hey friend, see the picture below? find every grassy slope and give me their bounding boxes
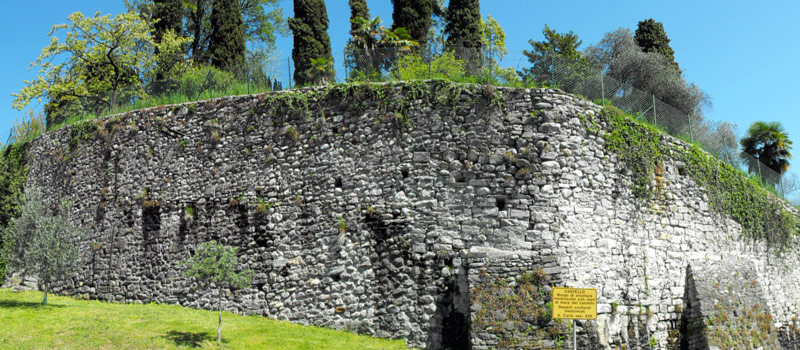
[0,289,407,350]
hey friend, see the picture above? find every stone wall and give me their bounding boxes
[24,81,800,349]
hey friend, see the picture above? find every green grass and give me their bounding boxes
[0,289,408,350]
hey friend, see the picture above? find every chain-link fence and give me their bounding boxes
[3,46,791,199]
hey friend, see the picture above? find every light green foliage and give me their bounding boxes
[0,289,408,349]
[1,188,83,305]
[600,106,664,198]
[180,240,253,344]
[5,110,45,147]
[175,65,235,100]
[393,50,467,81]
[11,11,190,120]
[181,240,252,290]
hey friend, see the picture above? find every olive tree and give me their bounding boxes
[1,188,83,305]
[180,240,253,345]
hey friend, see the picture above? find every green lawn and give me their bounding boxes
[0,289,408,350]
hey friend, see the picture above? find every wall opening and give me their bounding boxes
[429,268,471,350]
[495,196,506,211]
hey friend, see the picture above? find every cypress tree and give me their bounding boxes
[153,0,183,46]
[289,0,333,86]
[445,0,482,72]
[391,0,434,47]
[152,0,184,89]
[209,0,246,70]
[349,0,370,34]
[634,18,678,70]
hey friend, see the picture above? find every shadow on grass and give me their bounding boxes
[0,299,65,309]
[164,331,222,348]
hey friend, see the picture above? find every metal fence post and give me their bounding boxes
[288,56,293,89]
[652,94,657,128]
[343,51,348,81]
[600,72,605,104]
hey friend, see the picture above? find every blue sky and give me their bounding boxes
[2,0,800,165]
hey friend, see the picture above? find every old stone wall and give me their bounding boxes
[24,81,800,349]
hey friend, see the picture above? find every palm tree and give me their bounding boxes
[347,16,417,77]
[740,121,793,186]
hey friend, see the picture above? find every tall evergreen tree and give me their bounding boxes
[445,0,482,72]
[209,0,246,70]
[349,0,370,34]
[391,0,434,48]
[634,18,678,70]
[289,0,333,86]
[152,0,185,90]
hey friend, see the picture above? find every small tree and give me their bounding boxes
[1,188,83,305]
[180,241,253,345]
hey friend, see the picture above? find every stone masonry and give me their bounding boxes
[23,81,800,349]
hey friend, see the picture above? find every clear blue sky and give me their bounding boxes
[2,0,800,160]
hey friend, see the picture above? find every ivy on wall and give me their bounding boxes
[0,142,30,282]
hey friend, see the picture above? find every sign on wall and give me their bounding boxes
[552,287,597,320]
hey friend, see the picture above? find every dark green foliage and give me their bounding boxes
[519,25,591,86]
[209,0,247,70]
[348,0,370,34]
[391,0,435,47]
[0,143,30,283]
[153,0,183,45]
[634,18,678,70]
[740,121,793,185]
[444,0,482,72]
[289,0,334,86]
[153,0,184,84]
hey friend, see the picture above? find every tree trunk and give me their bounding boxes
[43,280,48,306]
[217,290,222,345]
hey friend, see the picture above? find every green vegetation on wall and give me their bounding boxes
[0,142,30,283]
[595,105,799,248]
[471,268,569,349]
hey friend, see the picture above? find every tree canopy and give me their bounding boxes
[289,0,334,86]
[634,18,678,70]
[180,240,253,345]
[519,25,589,86]
[209,0,247,69]
[740,121,793,185]
[444,0,482,72]
[12,11,189,126]
[1,188,83,305]
[391,0,435,48]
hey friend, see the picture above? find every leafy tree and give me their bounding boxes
[444,0,482,72]
[393,50,467,81]
[128,0,287,64]
[289,0,334,86]
[740,121,793,185]
[12,11,189,122]
[391,0,435,48]
[585,28,708,119]
[519,25,590,87]
[209,0,247,70]
[634,18,678,70]
[180,241,253,345]
[1,188,83,305]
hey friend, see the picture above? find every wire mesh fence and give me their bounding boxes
[3,46,791,199]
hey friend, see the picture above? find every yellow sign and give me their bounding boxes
[552,287,597,320]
